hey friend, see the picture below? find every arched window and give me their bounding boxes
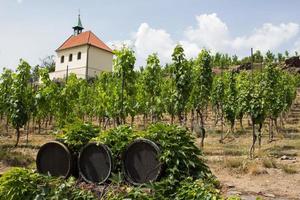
[77,52,82,60]
[69,54,73,62]
[60,56,64,63]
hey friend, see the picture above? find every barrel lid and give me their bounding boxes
[122,138,162,185]
[78,142,113,184]
[36,141,72,178]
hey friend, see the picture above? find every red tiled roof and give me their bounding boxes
[56,31,113,53]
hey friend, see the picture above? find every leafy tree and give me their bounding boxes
[284,50,289,58]
[142,53,163,122]
[40,55,56,72]
[211,74,225,141]
[248,72,267,158]
[55,74,81,127]
[113,47,136,124]
[223,72,237,136]
[189,49,212,146]
[0,68,14,132]
[253,50,263,63]
[172,45,192,124]
[9,60,32,146]
[161,65,177,124]
[265,50,275,63]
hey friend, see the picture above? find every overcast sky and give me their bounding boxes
[1,0,300,70]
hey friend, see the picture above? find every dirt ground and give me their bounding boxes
[203,135,300,200]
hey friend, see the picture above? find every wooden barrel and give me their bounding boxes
[78,142,113,184]
[122,139,162,185]
[36,141,77,178]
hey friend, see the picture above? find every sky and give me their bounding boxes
[1,0,300,70]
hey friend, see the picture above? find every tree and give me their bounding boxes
[248,72,267,158]
[40,55,55,72]
[0,68,13,132]
[253,50,263,63]
[162,64,177,124]
[211,74,225,141]
[172,45,192,124]
[142,53,163,122]
[265,50,275,63]
[113,47,136,124]
[9,60,32,147]
[223,71,237,137]
[189,49,212,146]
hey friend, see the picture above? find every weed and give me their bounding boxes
[224,158,244,169]
[0,148,34,167]
[262,158,277,168]
[281,165,298,174]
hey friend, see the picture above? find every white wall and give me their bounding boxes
[53,44,113,80]
[87,46,113,75]
[55,45,88,72]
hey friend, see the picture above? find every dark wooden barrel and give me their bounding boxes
[122,139,162,185]
[78,142,113,184]
[36,141,77,178]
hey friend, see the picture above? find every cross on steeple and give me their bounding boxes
[73,12,84,36]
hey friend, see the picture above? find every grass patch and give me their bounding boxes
[0,148,34,167]
[267,145,298,157]
[247,164,268,175]
[281,164,298,174]
[224,158,244,169]
[223,148,245,156]
[262,158,277,168]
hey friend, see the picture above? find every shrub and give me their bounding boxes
[0,168,96,200]
[281,164,298,174]
[55,121,100,152]
[174,177,222,200]
[96,123,220,199]
[262,158,277,168]
[93,125,144,170]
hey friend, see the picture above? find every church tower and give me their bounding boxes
[73,14,84,36]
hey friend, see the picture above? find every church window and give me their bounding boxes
[69,54,73,62]
[61,56,64,63]
[77,52,82,60]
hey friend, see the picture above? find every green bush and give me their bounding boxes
[93,125,145,170]
[96,123,220,200]
[174,177,222,200]
[145,123,210,180]
[55,121,100,152]
[0,168,96,200]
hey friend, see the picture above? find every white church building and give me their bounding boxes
[50,15,113,80]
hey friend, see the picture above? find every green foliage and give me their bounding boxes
[55,121,100,152]
[0,168,96,200]
[190,49,213,112]
[94,123,219,199]
[113,47,136,122]
[172,45,192,121]
[93,125,144,170]
[223,72,237,127]
[146,123,210,180]
[141,53,163,121]
[174,177,222,200]
[0,68,13,118]
[9,60,31,129]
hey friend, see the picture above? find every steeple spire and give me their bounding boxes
[73,13,84,36]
